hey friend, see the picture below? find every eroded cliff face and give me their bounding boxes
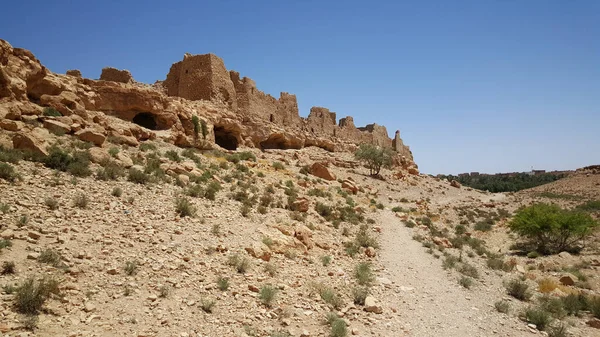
[0,39,416,168]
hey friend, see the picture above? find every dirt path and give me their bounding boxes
[377,210,527,337]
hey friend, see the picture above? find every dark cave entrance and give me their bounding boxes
[132,112,158,130]
[214,126,239,150]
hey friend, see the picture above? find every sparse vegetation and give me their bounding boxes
[73,193,89,208]
[14,276,61,314]
[2,261,16,275]
[217,276,230,291]
[38,249,63,267]
[175,196,196,217]
[495,300,510,313]
[200,297,216,313]
[524,307,552,331]
[124,260,138,276]
[111,187,123,197]
[259,285,278,307]
[506,278,532,301]
[228,254,251,274]
[354,262,375,286]
[352,286,369,305]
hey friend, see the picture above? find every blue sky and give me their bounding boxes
[2,0,598,174]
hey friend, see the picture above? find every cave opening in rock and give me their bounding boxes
[213,126,238,150]
[132,112,158,130]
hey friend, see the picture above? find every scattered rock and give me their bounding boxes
[309,162,336,181]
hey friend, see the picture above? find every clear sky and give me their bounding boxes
[1,0,598,174]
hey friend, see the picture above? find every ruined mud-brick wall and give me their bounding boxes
[229,71,301,128]
[163,54,237,109]
[161,52,414,162]
[99,67,133,83]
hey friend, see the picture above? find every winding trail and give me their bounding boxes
[377,210,527,337]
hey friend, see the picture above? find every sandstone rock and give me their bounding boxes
[245,242,271,261]
[309,162,336,181]
[75,129,105,146]
[43,119,71,134]
[450,180,461,188]
[117,152,134,168]
[364,296,383,314]
[0,119,23,131]
[408,167,419,175]
[177,174,190,186]
[559,273,578,286]
[88,147,111,163]
[342,179,358,194]
[587,318,600,329]
[294,226,314,250]
[292,197,309,212]
[365,247,376,258]
[12,131,48,156]
[248,285,259,293]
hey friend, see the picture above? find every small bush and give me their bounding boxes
[0,239,12,250]
[165,150,182,162]
[539,295,566,319]
[158,285,170,298]
[44,197,59,210]
[458,263,479,279]
[264,263,277,277]
[495,300,510,313]
[272,161,285,170]
[524,307,552,331]
[2,261,16,275]
[538,278,558,294]
[259,285,278,307]
[200,297,216,313]
[506,279,532,301]
[0,162,19,182]
[320,286,344,310]
[128,168,150,184]
[228,254,251,274]
[474,219,493,232]
[588,296,600,318]
[330,317,348,337]
[547,323,568,337]
[355,225,379,249]
[442,255,459,270]
[352,286,368,305]
[204,181,221,201]
[38,249,63,267]
[96,161,124,181]
[111,187,123,197]
[561,293,586,316]
[354,262,375,286]
[14,276,60,314]
[73,193,88,209]
[217,276,230,291]
[43,107,62,117]
[175,196,196,217]
[321,255,332,266]
[124,260,138,276]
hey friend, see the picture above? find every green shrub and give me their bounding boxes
[458,263,479,279]
[139,142,156,152]
[44,197,59,210]
[259,285,278,307]
[96,161,124,181]
[589,296,600,318]
[108,147,119,157]
[228,254,251,274]
[111,187,123,197]
[14,276,60,314]
[165,150,182,162]
[442,255,459,270]
[38,249,63,267]
[128,168,150,184]
[0,146,23,163]
[272,161,285,170]
[200,297,216,313]
[44,147,91,177]
[354,262,374,286]
[330,317,348,337]
[319,286,343,310]
[354,225,379,248]
[1,261,16,275]
[124,260,138,276]
[217,276,230,291]
[458,276,473,289]
[175,196,196,217]
[321,255,332,266]
[0,162,19,182]
[352,286,369,305]
[506,279,532,301]
[73,193,88,209]
[524,307,552,331]
[509,203,598,254]
[576,200,600,212]
[354,143,393,176]
[539,295,566,319]
[561,294,586,316]
[204,181,221,200]
[495,300,510,313]
[43,107,61,117]
[547,323,568,337]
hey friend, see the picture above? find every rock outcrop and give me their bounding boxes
[0,39,416,169]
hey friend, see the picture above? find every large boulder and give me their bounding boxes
[75,129,105,146]
[12,129,49,156]
[99,67,133,83]
[309,162,336,181]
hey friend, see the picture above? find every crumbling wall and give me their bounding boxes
[99,67,133,83]
[164,54,237,109]
[230,71,301,127]
[305,107,337,136]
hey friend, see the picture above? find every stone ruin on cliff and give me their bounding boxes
[0,39,416,169]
